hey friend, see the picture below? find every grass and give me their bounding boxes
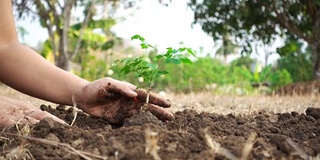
[165,91,320,115]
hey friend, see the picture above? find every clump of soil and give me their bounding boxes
[1,105,320,160]
[275,79,320,95]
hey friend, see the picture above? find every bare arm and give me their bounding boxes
[0,0,88,106]
[0,1,173,125]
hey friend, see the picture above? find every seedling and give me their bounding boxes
[113,34,195,110]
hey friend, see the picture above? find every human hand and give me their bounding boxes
[0,96,67,127]
[74,77,174,124]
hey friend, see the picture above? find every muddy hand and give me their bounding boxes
[74,78,174,124]
[134,89,174,121]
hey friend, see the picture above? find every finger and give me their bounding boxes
[135,89,171,108]
[107,81,137,98]
[29,111,68,125]
[147,104,174,121]
[18,116,39,125]
[123,82,138,97]
[0,116,39,127]
[0,117,17,127]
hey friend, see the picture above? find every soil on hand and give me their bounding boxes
[1,104,320,160]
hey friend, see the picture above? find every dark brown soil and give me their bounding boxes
[275,80,320,95]
[1,104,320,160]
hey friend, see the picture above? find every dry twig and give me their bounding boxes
[286,138,309,160]
[203,128,238,160]
[145,128,161,160]
[70,95,79,126]
[240,132,256,160]
[0,132,108,160]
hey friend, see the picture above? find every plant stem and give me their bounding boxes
[142,85,151,112]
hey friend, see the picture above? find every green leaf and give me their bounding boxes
[131,34,145,42]
[139,37,145,42]
[172,49,179,54]
[179,47,186,52]
[111,60,120,66]
[140,43,148,49]
[166,58,181,64]
[131,34,141,40]
[136,66,151,70]
[120,58,131,64]
[180,57,193,64]
[187,48,196,57]
[120,66,131,74]
[154,55,164,61]
[156,70,169,76]
[165,48,174,57]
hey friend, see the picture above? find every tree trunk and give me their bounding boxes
[55,0,75,71]
[55,51,71,71]
[311,43,320,79]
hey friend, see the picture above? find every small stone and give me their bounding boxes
[237,117,247,125]
[38,117,55,128]
[40,104,48,111]
[306,107,320,119]
[269,127,280,134]
[71,138,84,147]
[56,105,66,111]
[45,133,60,143]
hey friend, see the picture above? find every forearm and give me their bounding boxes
[0,43,89,105]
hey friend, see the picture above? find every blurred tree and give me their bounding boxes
[16,26,29,43]
[12,0,136,71]
[230,55,254,70]
[215,33,238,62]
[276,38,313,82]
[188,0,320,79]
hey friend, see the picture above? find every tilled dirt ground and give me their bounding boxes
[1,80,320,160]
[1,104,320,160]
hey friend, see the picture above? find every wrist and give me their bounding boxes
[69,78,89,106]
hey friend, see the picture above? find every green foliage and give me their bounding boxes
[39,17,119,78]
[251,64,293,89]
[158,58,228,92]
[13,0,130,70]
[276,39,312,82]
[41,40,53,60]
[252,65,272,84]
[277,53,312,82]
[188,0,318,47]
[78,54,109,81]
[188,0,320,79]
[16,26,29,42]
[230,55,254,70]
[112,54,292,94]
[113,35,195,89]
[154,57,254,93]
[229,65,253,84]
[268,69,293,88]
